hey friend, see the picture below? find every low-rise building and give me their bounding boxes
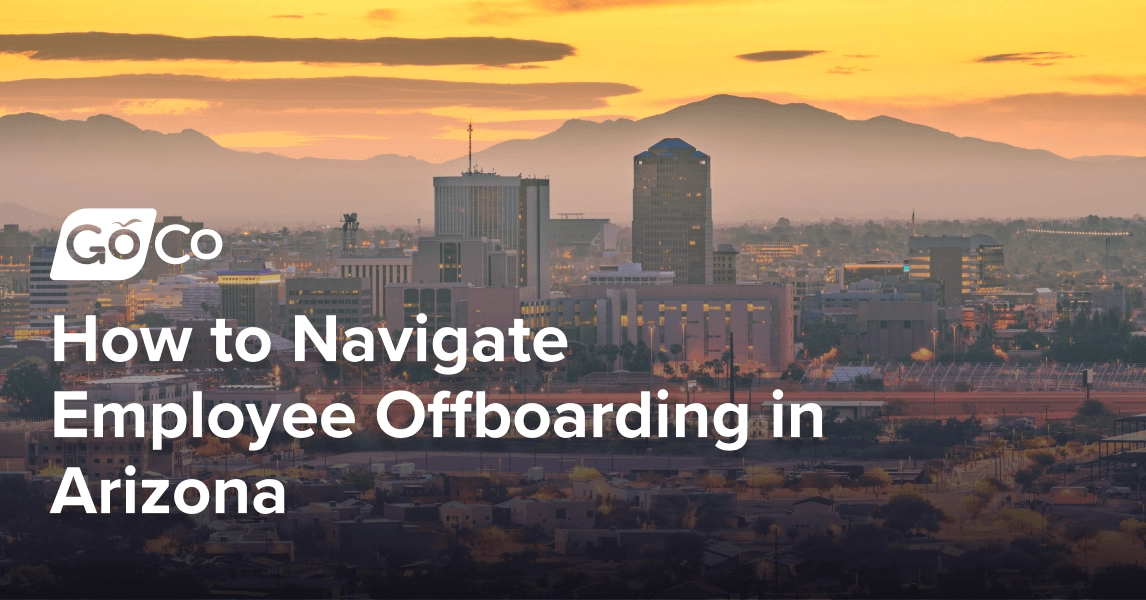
[440,501,494,530]
[494,498,595,533]
[555,528,698,558]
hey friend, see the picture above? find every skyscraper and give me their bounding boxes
[25,245,93,336]
[632,138,713,285]
[432,174,550,299]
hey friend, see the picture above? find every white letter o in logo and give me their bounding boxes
[191,229,223,260]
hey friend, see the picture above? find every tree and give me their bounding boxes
[132,312,172,327]
[752,515,776,540]
[1,360,59,418]
[669,343,683,361]
[780,362,805,382]
[1073,399,1116,436]
[1121,518,1146,548]
[875,487,947,535]
[745,466,784,498]
[569,466,603,481]
[996,508,1047,534]
[600,344,620,372]
[801,471,838,496]
[1012,328,1049,351]
[800,321,842,358]
[858,467,892,496]
[964,322,1003,362]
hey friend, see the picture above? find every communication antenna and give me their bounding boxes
[340,213,359,257]
[467,121,473,175]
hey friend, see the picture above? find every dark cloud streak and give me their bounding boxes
[975,51,1075,64]
[0,32,574,66]
[737,50,824,62]
[0,74,639,111]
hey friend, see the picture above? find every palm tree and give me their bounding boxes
[670,343,683,361]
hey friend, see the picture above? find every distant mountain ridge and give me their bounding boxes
[2,95,1144,227]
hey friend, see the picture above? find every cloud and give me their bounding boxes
[271,14,304,19]
[974,51,1075,66]
[0,32,574,66]
[737,50,824,63]
[0,73,640,111]
[366,8,400,23]
[826,66,869,75]
[468,0,739,23]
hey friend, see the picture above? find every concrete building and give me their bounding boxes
[845,300,945,359]
[712,244,740,285]
[218,263,281,331]
[336,250,411,322]
[632,138,713,285]
[412,236,518,289]
[23,245,93,336]
[494,498,596,533]
[0,224,32,295]
[586,262,674,286]
[127,275,219,321]
[440,501,494,530]
[553,217,618,253]
[0,290,29,336]
[525,283,794,371]
[836,262,907,286]
[284,277,372,338]
[908,235,1004,307]
[433,174,550,300]
[385,283,528,333]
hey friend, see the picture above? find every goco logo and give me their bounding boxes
[51,209,222,281]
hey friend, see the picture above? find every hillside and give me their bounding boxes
[2,95,1144,227]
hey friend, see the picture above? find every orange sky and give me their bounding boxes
[2,0,1144,161]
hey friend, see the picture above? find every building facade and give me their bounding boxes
[524,283,795,372]
[587,262,674,286]
[218,265,282,331]
[412,236,518,289]
[25,246,93,336]
[285,277,372,338]
[336,251,411,322]
[632,138,713,285]
[908,234,1004,307]
[713,244,740,285]
[433,174,550,300]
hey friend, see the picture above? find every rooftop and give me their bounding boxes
[649,138,696,150]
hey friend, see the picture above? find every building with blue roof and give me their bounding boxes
[632,139,713,285]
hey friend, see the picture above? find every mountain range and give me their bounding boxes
[2,94,1144,228]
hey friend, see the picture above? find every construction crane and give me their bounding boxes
[1024,228,1132,266]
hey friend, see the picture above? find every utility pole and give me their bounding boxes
[728,331,735,404]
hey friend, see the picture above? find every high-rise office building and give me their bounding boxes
[632,138,713,285]
[24,246,93,336]
[433,174,550,299]
[908,234,1004,307]
[0,224,32,295]
[218,262,282,331]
